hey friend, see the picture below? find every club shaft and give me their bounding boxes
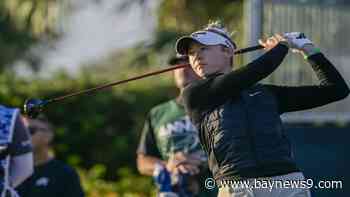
[47,63,189,103]
[46,44,264,104]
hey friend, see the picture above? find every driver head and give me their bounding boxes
[23,98,47,118]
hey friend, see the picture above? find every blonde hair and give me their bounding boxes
[205,20,236,39]
[206,20,226,30]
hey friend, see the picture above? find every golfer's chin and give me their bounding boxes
[195,69,207,78]
[199,70,218,79]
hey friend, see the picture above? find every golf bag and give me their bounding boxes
[0,105,20,197]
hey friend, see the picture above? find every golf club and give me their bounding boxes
[23,44,264,118]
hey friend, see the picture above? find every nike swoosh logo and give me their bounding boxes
[249,91,262,96]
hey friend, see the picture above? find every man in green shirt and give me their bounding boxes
[137,55,217,197]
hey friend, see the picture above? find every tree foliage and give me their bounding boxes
[135,0,246,69]
[0,0,61,69]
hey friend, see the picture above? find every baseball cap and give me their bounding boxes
[176,26,237,55]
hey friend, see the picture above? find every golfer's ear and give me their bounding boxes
[223,46,233,58]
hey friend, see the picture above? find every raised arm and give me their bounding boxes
[265,35,349,113]
[184,40,289,112]
[209,43,289,97]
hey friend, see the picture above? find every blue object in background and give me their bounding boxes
[153,164,173,193]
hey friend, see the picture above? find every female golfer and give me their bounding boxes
[175,21,349,197]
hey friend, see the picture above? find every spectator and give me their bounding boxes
[17,116,84,197]
[137,55,217,197]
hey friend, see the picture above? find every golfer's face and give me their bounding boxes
[174,60,200,88]
[188,42,227,78]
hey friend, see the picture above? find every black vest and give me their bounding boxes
[199,85,298,182]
